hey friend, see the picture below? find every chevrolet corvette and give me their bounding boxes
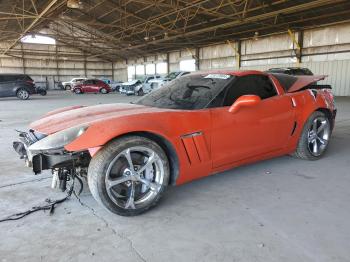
[13,70,336,216]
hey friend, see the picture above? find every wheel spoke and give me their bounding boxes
[312,119,318,133]
[125,182,136,209]
[137,152,157,174]
[317,137,326,145]
[122,149,135,170]
[313,140,318,154]
[317,121,327,134]
[106,176,130,189]
[137,177,161,192]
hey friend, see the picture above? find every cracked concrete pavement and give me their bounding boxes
[0,91,349,262]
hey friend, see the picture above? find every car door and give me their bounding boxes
[91,80,101,92]
[0,75,8,97]
[143,76,154,92]
[210,74,295,168]
[0,75,16,97]
[81,80,92,92]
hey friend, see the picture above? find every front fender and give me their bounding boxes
[64,110,213,185]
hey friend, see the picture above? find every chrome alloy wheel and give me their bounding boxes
[105,146,165,210]
[307,116,330,156]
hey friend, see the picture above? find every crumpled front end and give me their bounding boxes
[13,127,91,191]
[13,128,91,175]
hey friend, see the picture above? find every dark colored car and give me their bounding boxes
[0,74,37,100]
[72,79,111,94]
[266,67,313,75]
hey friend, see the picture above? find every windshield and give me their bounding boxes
[136,75,147,82]
[135,74,233,110]
[165,72,181,80]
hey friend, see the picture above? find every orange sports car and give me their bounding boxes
[13,70,336,216]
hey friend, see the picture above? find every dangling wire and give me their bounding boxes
[0,173,83,223]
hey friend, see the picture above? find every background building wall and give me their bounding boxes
[0,23,349,95]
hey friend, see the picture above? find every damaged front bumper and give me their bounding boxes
[13,130,89,175]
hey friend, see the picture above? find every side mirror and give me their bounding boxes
[228,95,261,114]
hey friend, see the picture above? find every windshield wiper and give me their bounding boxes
[186,84,210,89]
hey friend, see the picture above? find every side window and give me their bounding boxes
[85,80,93,85]
[3,75,17,82]
[223,75,277,106]
[146,76,154,83]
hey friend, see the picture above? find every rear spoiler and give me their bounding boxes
[288,75,327,93]
[299,84,332,91]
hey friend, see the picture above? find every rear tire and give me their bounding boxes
[88,136,170,216]
[293,111,331,160]
[16,88,29,100]
[40,90,47,96]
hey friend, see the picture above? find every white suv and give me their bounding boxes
[62,78,87,90]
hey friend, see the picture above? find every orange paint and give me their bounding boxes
[29,71,336,185]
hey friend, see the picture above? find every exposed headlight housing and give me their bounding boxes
[28,125,88,151]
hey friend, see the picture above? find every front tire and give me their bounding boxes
[137,88,144,96]
[293,111,331,160]
[88,136,170,216]
[65,85,71,90]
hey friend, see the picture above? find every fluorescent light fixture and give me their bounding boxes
[21,34,56,45]
[67,0,83,9]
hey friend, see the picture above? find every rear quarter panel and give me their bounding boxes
[284,88,335,151]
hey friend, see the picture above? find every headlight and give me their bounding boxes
[29,125,88,151]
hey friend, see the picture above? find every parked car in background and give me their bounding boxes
[164,71,191,81]
[0,74,38,100]
[72,79,111,94]
[148,79,169,91]
[266,67,313,75]
[119,80,143,95]
[100,78,123,92]
[139,75,162,93]
[62,77,87,90]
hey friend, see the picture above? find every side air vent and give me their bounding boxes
[181,132,209,165]
[291,121,297,136]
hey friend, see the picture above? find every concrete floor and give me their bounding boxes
[0,91,349,262]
